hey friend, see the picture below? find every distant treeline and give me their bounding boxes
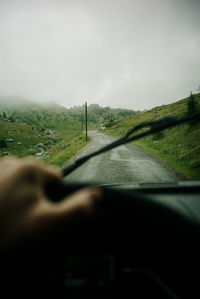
[68,104,138,128]
[0,97,138,130]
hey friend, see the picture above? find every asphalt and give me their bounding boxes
[65,131,182,185]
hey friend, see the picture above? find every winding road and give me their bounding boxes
[65,131,181,185]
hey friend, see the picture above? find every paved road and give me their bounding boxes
[65,131,181,185]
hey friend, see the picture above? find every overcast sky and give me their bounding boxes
[0,0,199,110]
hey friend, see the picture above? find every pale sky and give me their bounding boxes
[0,0,199,110]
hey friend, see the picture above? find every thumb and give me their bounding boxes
[42,187,103,227]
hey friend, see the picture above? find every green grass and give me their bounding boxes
[0,97,136,167]
[0,121,48,157]
[104,94,200,180]
[0,98,91,167]
[44,133,89,167]
[0,120,88,167]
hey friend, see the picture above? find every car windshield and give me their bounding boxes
[0,0,199,185]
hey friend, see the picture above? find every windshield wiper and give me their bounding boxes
[62,113,200,177]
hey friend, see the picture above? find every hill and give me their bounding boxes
[0,97,137,166]
[68,103,138,129]
[0,97,137,130]
[104,93,200,180]
[0,96,79,130]
[0,97,87,166]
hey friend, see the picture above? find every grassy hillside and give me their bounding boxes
[0,96,137,166]
[0,96,81,130]
[104,93,200,180]
[0,97,89,167]
[0,97,137,130]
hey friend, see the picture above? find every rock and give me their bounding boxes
[178,144,181,147]
[45,130,57,139]
[3,152,10,155]
[35,152,44,157]
[17,142,22,145]
[45,130,53,135]
[153,141,158,144]
[7,139,14,142]
[36,143,45,149]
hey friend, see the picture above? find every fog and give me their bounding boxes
[0,0,199,110]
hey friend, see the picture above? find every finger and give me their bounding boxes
[0,157,62,187]
[0,157,21,179]
[33,187,103,228]
[15,159,62,187]
[54,187,102,218]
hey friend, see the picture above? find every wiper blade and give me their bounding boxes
[62,113,200,177]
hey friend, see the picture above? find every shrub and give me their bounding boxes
[187,92,196,116]
[0,139,7,148]
[9,116,14,122]
[105,119,114,128]
[152,131,164,141]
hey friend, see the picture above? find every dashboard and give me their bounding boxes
[1,181,200,299]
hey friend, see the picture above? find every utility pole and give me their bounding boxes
[85,101,88,140]
[82,104,84,132]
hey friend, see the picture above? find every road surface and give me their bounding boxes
[65,131,182,185]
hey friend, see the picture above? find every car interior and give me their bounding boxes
[1,114,200,299]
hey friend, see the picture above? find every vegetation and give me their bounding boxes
[187,92,197,116]
[0,139,7,148]
[104,93,200,180]
[0,97,88,166]
[68,103,138,129]
[0,96,136,167]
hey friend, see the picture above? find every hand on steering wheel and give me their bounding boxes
[0,157,102,252]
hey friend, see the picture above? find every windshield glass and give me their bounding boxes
[0,0,199,185]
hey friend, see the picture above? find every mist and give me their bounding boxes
[0,0,199,110]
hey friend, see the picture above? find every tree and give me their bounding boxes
[0,139,7,148]
[187,92,196,116]
[9,116,14,122]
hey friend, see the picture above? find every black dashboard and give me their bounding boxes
[1,181,200,299]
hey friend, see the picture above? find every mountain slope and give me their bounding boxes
[0,97,88,166]
[104,94,200,179]
[0,96,137,166]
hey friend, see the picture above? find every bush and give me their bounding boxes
[187,92,198,126]
[152,131,164,141]
[187,92,196,116]
[9,116,14,122]
[105,119,114,128]
[0,139,7,148]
